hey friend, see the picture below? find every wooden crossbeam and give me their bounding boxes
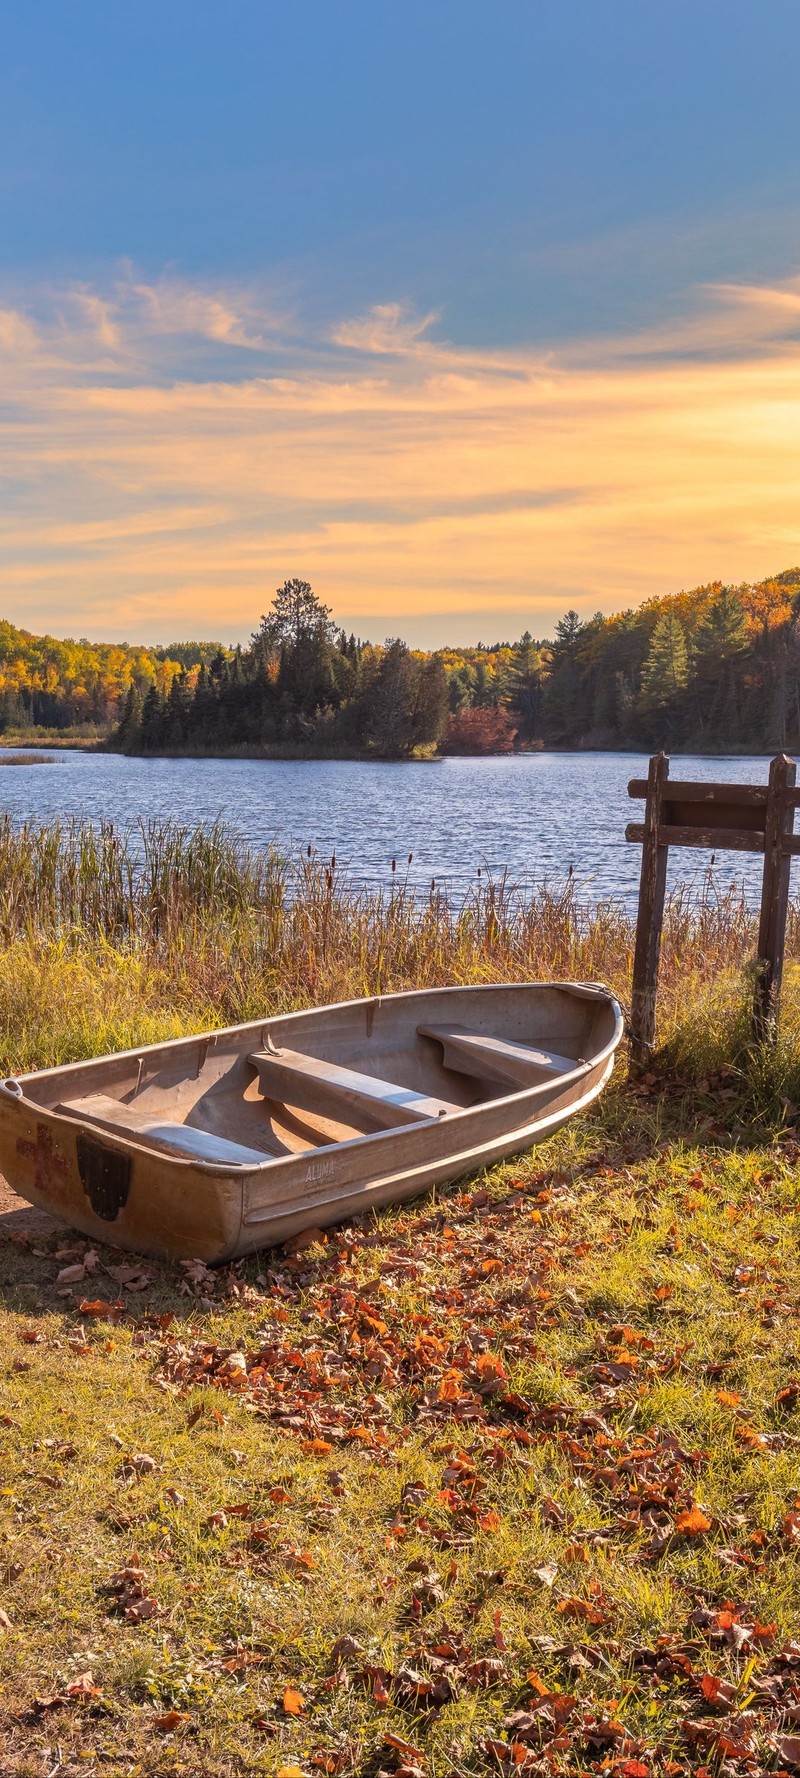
[625,823,766,853]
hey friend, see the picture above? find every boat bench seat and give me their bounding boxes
[249,1045,458,1129]
[417,1024,584,1088]
[58,1094,269,1166]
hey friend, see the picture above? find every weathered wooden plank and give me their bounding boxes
[629,753,669,1067]
[753,754,796,1042]
[668,799,765,833]
[628,778,769,806]
[626,823,765,853]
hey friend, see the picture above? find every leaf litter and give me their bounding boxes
[2,1138,800,1772]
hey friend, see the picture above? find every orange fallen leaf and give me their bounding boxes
[478,1509,502,1533]
[716,1389,741,1408]
[675,1504,713,1536]
[153,1710,190,1731]
[736,1422,769,1449]
[282,1685,306,1716]
[77,1298,124,1319]
[384,1734,425,1760]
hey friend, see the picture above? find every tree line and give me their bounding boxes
[114,581,450,758]
[116,570,800,757]
[0,619,219,735]
[5,567,800,754]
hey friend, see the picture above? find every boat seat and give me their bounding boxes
[248,1045,458,1129]
[417,1024,585,1088]
[58,1094,269,1166]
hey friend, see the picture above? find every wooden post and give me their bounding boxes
[753,752,796,1042]
[629,752,669,1068]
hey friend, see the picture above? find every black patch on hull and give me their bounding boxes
[76,1133,132,1221]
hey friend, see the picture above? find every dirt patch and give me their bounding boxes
[0,1170,62,1236]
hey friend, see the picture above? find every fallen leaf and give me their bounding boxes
[282,1685,306,1716]
[675,1504,713,1536]
[66,1671,102,1698]
[153,1709,190,1731]
[700,1673,736,1705]
[284,1227,328,1254]
[384,1734,425,1760]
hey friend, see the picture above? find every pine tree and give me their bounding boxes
[690,586,748,741]
[253,579,334,650]
[639,611,688,712]
[507,632,543,738]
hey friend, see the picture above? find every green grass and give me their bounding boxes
[1,1091,800,1775]
[1,820,800,1772]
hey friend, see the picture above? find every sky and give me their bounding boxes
[2,2,800,647]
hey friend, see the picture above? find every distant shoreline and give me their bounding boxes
[0,737,785,762]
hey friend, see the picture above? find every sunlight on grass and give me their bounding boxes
[1,820,800,1773]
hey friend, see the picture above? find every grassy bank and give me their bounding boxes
[1,820,800,1775]
[0,726,106,749]
[1,814,800,1106]
[4,811,800,1154]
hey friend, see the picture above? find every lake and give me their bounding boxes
[0,749,792,910]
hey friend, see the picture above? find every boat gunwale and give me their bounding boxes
[0,982,624,1177]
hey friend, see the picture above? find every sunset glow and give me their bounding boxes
[2,272,800,645]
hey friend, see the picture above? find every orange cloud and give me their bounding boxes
[1,271,800,642]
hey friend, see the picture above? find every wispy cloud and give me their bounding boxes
[332,301,441,355]
[1,268,800,643]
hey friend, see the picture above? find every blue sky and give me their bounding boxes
[2,3,800,644]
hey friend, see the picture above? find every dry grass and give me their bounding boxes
[0,816,798,1095]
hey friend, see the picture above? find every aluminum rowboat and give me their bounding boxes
[0,982,623,1261]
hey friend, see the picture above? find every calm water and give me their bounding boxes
[0,750,792,910]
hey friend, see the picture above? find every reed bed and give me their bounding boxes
[0,814,799,1095]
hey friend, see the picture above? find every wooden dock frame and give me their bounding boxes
[626,752,799,1067]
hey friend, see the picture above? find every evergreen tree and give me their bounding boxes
[507,632,544,738]
[139,682,163,749]
[689,586,748,742]
[254,579,334,650]
[543,610,585,742]
[639,611,688,714]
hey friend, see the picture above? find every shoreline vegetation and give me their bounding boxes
[2,814,800,1774]
[3,567,800,760]
[2,813,800,1105]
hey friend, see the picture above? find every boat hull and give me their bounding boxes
[0,983,623,1260]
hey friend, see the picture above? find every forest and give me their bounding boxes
[0,621,218,737]
[4,567,800,756]
[115,568,800,756]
